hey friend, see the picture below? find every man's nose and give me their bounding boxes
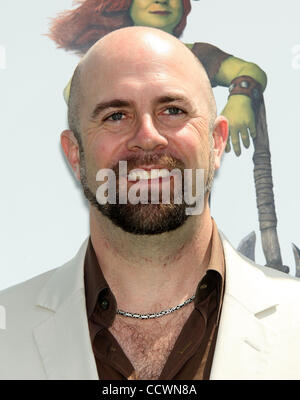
[127,114,168,152]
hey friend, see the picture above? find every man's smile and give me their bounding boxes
[128,168,171,182]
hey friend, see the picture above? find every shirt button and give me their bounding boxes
[100,299,109,310]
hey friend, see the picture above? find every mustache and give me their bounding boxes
[111,154,185,177]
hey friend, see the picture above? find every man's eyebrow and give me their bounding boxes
[155,95,191,105]
[91,99,131,120]
[155,93,194,109]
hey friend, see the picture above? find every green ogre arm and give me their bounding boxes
[186,43,267,156]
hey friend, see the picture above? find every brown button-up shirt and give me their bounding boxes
[84,219,225,380]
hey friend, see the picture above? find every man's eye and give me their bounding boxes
[106,112,125,121]
[164,107,184,115]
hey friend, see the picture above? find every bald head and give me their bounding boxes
[68,26,217,144]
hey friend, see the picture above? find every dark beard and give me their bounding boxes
[80,153,191,235]
[82,180,189,235]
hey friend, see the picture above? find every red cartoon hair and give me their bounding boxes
[48,0,192,55]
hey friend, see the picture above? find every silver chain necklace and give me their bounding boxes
[116,294,196,320]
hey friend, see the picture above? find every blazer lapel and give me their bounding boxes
[210,233,279,380]
[33,239,99,380]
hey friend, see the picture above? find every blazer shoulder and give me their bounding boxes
[238,247,300,290]
[0,267,59,305]
[0,241,89,379]
[221,231,300,303]
[0,238,89,307]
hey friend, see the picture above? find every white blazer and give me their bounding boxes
[1,234,300,380]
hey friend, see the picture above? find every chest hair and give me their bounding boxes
[108,303,194,380]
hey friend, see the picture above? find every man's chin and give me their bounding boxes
[96,203,189,235]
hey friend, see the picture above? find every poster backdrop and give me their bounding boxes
[1,0,299,290]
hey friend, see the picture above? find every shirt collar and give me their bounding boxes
[84,238,110,320]
[84,218,225,324]
[194,218,225,320]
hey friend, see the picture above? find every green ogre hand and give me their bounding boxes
[221,94,256,156]
[213,56,267,156]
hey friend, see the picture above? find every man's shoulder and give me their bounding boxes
[0,239,89,379]
[248,257,300,304]
[0,267,61,379]
[0,267,59,307]
[0,238,89,308]
[238,246,300,290]
[0,266,63,345]
[220,231,300,301]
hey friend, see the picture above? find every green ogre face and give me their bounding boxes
[129,0,184,34]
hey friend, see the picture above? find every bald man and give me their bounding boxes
[1,27,300,381]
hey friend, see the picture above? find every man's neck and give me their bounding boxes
[89,203,213,314]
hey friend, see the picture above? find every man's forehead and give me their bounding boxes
[80,66,205,114]
[79,51,206,102]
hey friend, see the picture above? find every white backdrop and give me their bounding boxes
[1,0,299,290]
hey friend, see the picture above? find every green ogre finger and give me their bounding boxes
[240,127,250,148]
[231,129,241,156]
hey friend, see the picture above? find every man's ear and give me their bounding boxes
[61,130,81,181]
[212,116,229,170]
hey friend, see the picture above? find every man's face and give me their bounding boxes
[129,0,183,34]
[76,36,215,234]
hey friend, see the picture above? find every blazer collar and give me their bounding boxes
[36,238,89,312]
[36,232,279,316]
[33,238,99,380]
